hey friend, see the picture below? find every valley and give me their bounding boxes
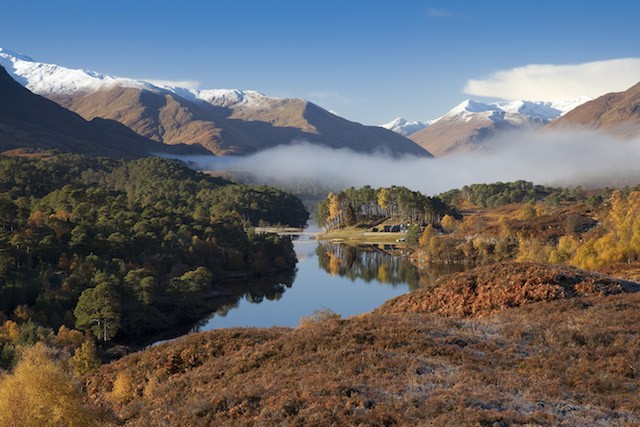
[2,14,640,424]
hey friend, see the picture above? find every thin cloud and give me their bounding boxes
[426,8,453,18]
[142,79,201,89]
[464,58,640,101]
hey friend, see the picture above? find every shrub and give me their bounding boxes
[298,308,341,328]
[69,340,101,377]
[109,371,136,404]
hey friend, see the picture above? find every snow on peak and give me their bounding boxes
[442,97,592,124]
[0,48,279,109]
[0,48,157,95]
[450,99,502,115]
[0,48,34,62]
[381,117,429,136]
[195,89,272,108]
[548,96,593,114]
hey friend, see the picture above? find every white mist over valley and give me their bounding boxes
[172,128,640,195]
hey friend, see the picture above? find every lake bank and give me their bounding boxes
[317,226,409,246]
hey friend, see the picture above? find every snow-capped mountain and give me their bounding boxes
[381,117,431,137]
[0,63,206,158]
[382,97,590,144]
[408,97,592,157]
[0,48,429,156]
[0,48,277,109]
[444,98,591,124]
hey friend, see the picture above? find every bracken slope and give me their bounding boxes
[83,262,640,426]
[376,261,640,317]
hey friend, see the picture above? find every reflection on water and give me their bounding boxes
[192,269,297,332]
[197,235,467,330]
[316,242,421,290]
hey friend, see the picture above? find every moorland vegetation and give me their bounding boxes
[4,173,640,425]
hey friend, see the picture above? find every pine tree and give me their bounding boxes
[74,283,121,341]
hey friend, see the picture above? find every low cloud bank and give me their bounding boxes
[173,129,640,195]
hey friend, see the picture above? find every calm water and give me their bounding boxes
[198,231,421,330]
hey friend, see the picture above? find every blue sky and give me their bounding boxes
[2,0,640,124]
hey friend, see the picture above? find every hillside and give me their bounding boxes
[0,65,206,158]
[82,265,640,425]
[0,49,430,157]
[549,81,640,138]
[376,262,640,317]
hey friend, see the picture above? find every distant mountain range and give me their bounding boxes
[383,98,591,157]
[0,49,430,157]
[2,47,639,161]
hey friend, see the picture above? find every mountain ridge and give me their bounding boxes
[0,64,207,158]
[0,49,431,157]
[405,97,591,156]
[548,81,640,137]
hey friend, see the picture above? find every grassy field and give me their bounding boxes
[317,227,408,245]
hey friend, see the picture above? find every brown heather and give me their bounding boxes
[377,261,640,317]
[82,261,640,426]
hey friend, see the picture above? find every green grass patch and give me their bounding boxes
[317,227,407,245]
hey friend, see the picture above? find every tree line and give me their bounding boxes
[316,185,458,229]
[437,180,590,209]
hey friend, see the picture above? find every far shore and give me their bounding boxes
[316,227,408,246]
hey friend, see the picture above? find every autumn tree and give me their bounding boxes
[548,235,580,264]
[516,201,537,220]
[377,188,392,218]
[515,233,553,263]
[0,343,96,426]
[326,192,342,228]
[571,191,640,268]
[68,340,101,377]
[440,214,458,233]
[418,224,435,247]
